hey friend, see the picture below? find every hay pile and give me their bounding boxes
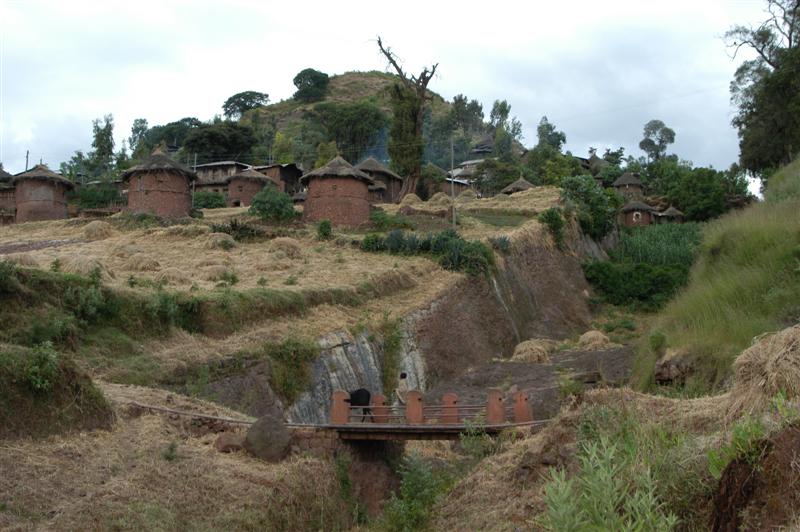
[165,224,210,238]
[205,232,236,250]
[155,267,190,285]
[62,256,114,280]
[82,221,114,241]
[511,339,555,363]
[110,241,142,258]
[428,192,453,206]
[3,253,39,268]
[203,265,234,281]
[269,237,303,260]
[492,193,511,202]
[577,330,613,350]
[458,189,477,201]
[729,325,800,417]
[124,255,160,272]
[399,193,422,206]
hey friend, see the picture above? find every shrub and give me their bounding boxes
[370,209,413,230]
[248,187,297,222]
[210,219,265,241]
[317,219,332,240]
[262,338,319,403]
[538,208,565,250]
[583,261,688,309]
[489,235,511,254]
[380,453,447,532]
[561,175,620,240]
[707,416,766,479]
[192,191,226,209]
[611,223,702,268]
[72,185,124,209]
[361,233,387,252]
[162,441,179,461]
[25,342,60,394]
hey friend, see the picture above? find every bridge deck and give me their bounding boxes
[323,421,547,441]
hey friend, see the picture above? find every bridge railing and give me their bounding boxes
[330,388,533,426]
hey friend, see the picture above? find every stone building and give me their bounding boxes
[368,180,387,204]
[612,172,644,199]
[655,205,685,224]
[13,165,74,223]
[226,168,280,207]
[355,157,404,203]
[253,163,303,195]
[619,200,655,227]
[301,156,373,226]
[122,149,196,218]
[194,161,249,195]
[0,166,15,224]
[440,177,471,196]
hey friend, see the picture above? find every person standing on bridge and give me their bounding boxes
[395,372,409,405]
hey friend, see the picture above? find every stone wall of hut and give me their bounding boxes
[620,210,653,227]
[304,177,369,226]
[0,187,16,213]
[127,171,192,218]
[439,181,470,196]
[14,180,69,222]
[371,174,403,203]
[615,184,643,199]
[226,178,272,207]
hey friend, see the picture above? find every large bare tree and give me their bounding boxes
[377,37,438,198]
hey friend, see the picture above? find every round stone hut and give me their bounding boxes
[355,157,404,203]
[122,149,196,218]
[0,166,15,224]
[301,156,373,226]
[620,200,655,227]
[12,164,74,223]
[612,172,644,199]
[226,168,280,207]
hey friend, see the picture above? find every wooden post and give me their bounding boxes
[440,393,459,424]
[513,391,533,423]
[372,393,387,424]
[486,388,505,425]
[405,390,424,425]
[331,390,349,425]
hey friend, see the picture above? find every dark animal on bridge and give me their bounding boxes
[345,388,372,421]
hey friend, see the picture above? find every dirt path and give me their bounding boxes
[424,345,634,420]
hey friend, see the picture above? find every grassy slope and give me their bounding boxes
[247,70,452,140]
[634,157,800,389]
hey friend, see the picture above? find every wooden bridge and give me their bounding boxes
[325,389,545,441]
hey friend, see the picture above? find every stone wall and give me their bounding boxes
[14,179,69,222]
[621,209,653,227]
[303,177,370,226]
[127,171,192,218]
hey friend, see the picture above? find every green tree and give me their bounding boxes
[489,99,511,129]
[537,116,566,151]
[193,191,226,209]
[271,132,294,164]
[378,36,438,196]
[450,94,484,132]
[561,175,621,239]
[639,119,676,161]
[293,68,330,102]
[475,159,522,195]
[315,101,388,161]
[249,187,296,222]
[133,117,201,159]
[222,91,269,120]
[667,167,729,221]
[183,122,257,162]
[315,141,338,168]
[492,125,515,163]
[90,114,115,176]
[129,118,148,154]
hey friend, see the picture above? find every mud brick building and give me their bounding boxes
[355,157,404,203]
[12,164,74,223]
[619,199,655,227]
[253,163,303,195]
[226,168,280,207]
[122,148,197,218]
[301,156,373,226]
[194,161,249,195]
[612,172,644,199]
[0,166,15,224]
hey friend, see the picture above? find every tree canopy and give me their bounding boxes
[183,122,257,163]
[222,91,269,120]
[293,68,330,102]
[315,101,388,162]
[638,119,676,161]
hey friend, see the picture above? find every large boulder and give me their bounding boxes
[243,414,291,462]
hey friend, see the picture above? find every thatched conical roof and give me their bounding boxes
[0,165,12,183]
[612,172,642,187]
[14,164,74,189]
[356,157,402,181]
[621,200,655,212]
[660,205,684,217]
[300,156,374,184]
[121,148,197,182]
[501,177,535,194]
[227,167,280,186]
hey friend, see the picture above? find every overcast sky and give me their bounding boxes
[0,0,767,178]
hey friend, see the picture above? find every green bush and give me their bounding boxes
[262,338,319,403]
[71,185,124,209]
[25,342,60,394]
[370,209,413,231]
[380,453,448,532]
[317,219,332,240]
[707,416,766,479]
[583,261,688,309]
[192,191,226,209]
[561,175,620,240]
[488,236,511,254]
[611,223,702,268]
[248,187,297,222]
[538,208,565,250]
[360,229,493,276]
